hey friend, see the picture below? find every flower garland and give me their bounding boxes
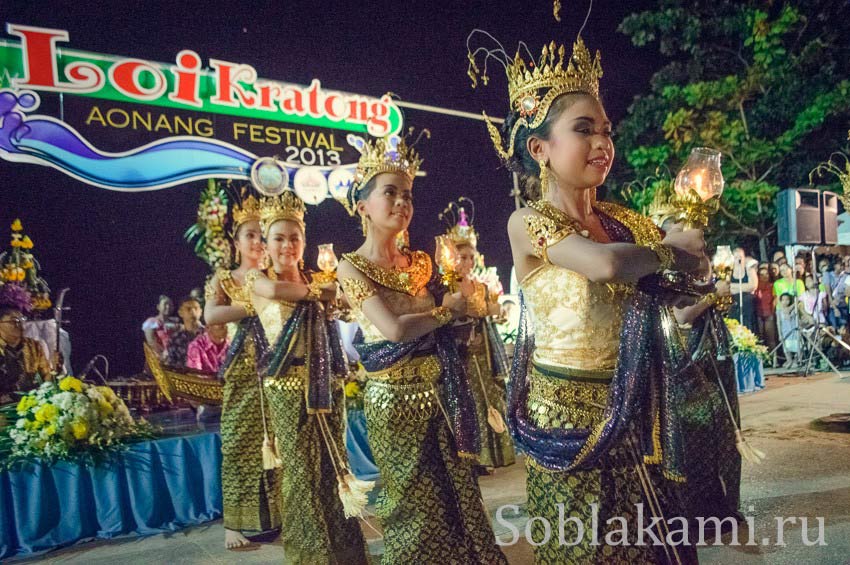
[2,376,155,467]
[184,179,231,270]
[724,318,769,359]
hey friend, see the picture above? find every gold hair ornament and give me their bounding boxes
[467,31,603,162]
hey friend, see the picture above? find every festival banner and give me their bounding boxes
[0,23,404,201]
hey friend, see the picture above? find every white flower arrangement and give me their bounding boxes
[3,376,154,466]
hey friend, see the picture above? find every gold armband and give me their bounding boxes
[241,270,261,316]
[647,241,675,272]
[340,277,377,309]
[701,293,718,307]
[524,214,575,264]
[430,306,453,327]
[204,277,218,303]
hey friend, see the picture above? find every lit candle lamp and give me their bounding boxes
[313,243,339,284]
[435,235,461,292]
[672,147,725,229]
[711,245,735,312]
[712,245,734,281]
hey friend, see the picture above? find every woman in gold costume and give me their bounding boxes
[337,134,507,564]
[440,199,515,471]
[203,192,281,550]
[468,33,707,563]
[244,191,369,564]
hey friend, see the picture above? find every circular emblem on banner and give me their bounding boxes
[292,167,329,204]
[327,167,355,200]
[251,158,288,196]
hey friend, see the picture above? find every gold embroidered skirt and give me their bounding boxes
[363,354,507,564]
[220,333,282,532]
[525,361,670,565]
[264,364,368,564]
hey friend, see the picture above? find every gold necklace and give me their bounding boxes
[343,250,432,296]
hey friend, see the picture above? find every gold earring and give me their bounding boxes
[234,247,242,265]
[538,159,551,198]
[360,214,369,237]
[298,258,305,271]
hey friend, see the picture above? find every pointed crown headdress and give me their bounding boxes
[466,31,603,162]
[440,197,478,248]
[228,185,262,232]
[259,190,306,235]
[341,129,428,216]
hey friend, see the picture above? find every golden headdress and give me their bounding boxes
[259,190,306,235]
[230,186,262,231]
[440,197,478,248]
[466,31,603,162]
[341,130,428,216]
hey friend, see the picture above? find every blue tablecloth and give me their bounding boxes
[735,352,765,394]
[0,432,222,559]
[345,409,379,482]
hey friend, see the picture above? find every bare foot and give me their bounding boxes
[225,528,255,550]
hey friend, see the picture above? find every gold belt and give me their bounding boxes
[364,355,442,421]
[264,363,308,392]
[364,354,441,384]
[527,363,612,430]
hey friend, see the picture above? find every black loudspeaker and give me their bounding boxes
[776,188,823,246]
[821,191,839,245]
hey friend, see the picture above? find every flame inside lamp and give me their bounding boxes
[435,235,459,271]
[712,245,734,281]
[713,245,734,269]
[317,243,338,274]
[674,147,725,202]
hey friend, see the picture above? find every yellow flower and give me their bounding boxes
[96,386,118,402]
[11,219,22,231]
[58,376,84,393]
[16,395,37,414]
[10,239,21,248]
[44,424,57,436]
[21,236,33,250]
[24,419,40,431]
[96,399,114,417]
[344,381,361,398]
[34,403,59,423]
[70,420,89,440]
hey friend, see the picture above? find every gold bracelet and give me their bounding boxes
[647,241,675,272]
[702,292,718,307]
[304,281,322,302]
[430,306,453,327]
[242,301,257,317]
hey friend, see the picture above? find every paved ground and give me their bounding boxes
[12,372,850,564]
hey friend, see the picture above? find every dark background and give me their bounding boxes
[0,0,658,375]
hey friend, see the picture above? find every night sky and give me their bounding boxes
[1,0,659,376]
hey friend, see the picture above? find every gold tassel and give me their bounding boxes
[262,433,282,470]
[735,430,766,464]
[487,406,507,434]
[337,472,375,519]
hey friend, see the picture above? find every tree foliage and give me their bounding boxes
[611,0,850,257]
